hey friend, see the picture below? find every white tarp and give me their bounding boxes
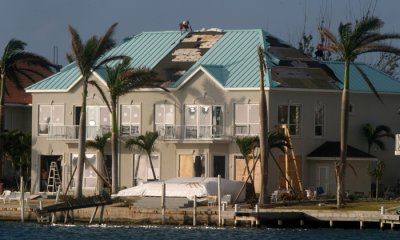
[116,177,246,202]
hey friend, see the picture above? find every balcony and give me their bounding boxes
[47,125,111,140]
[156,125,226,141]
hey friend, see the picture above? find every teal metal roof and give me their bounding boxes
[26,63,81,91]
[323,61,400,93]
[26,31,187,91]
[173,29,271,88]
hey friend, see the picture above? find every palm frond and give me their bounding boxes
[354,63,383,103]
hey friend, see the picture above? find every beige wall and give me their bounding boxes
[31,70,400,197]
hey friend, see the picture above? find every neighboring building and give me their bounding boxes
[26,28,400,198]
[3,64,53,181]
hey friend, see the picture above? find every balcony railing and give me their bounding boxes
[156,125,225,140]
[48,125,111,140]
[47,124,226,141]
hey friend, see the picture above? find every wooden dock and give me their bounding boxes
[35,193,113,224]
[220,206,400,229]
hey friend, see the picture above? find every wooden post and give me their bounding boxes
[99,205,105,225]
[20,177,24,223]
[218,175,221,226]
[161,182,166,225]
[193,195,197,226]
[234,204,238,226]
[329,220,334,228]
[89,206,99,224]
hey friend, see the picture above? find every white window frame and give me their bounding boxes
[86,105,110,138]
[184,105,224,139]
[70,153,97,189]
[234,103,259,136]
[133,153,160,184]
[155,103,175,136]
[38,104,64,135]
[278,103,302,136]
[120,104,141,136]
[314,103,325,137]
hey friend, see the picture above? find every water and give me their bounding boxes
[1,222,400,240]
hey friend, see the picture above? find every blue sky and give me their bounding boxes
[2,0,399,66]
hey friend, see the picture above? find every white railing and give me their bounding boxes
[156,125,225,140]
[48,125,111,140]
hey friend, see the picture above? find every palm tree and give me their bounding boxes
[0,39,53,176]
[362,123,394,154]
[1,130,31,188]
[320,15,400,208]
[89,58,159,193]
[235,136,259,200]
[368,160,385,201]
[68,23,126,198]
[86,132,111,191]
[125,131,159,180]
[257,46,269,204]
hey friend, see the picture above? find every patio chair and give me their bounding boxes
[0,190,11,203]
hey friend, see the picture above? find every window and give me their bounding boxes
[155,104,175,137]
[121,105,141,136]
[234,103,259,136]
[314,103,325,137]
[184,105,224,139]
[38,105,64,135]
[71,154,97,189]
[86,106,110,138]
[278,104,301,136]
[134,153,160,184]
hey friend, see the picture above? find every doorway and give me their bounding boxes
[40,155,62,191]
[213,155,225,178]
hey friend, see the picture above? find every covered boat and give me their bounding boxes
[115,177,246,202]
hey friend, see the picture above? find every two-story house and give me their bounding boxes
[26,28,400,197]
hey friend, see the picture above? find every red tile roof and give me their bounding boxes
[5,64,53,105]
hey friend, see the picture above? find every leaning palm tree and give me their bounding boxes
[236,136,259,200]
[0,39,53,176]
[320,15,400,208]
[125,131,159,180]
[89,58,160,193]
[86,132,111,191]
[362,123,394,154]
[257,46,269,204]
[68,23,126,198]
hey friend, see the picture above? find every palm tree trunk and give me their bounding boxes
[148,153,157,180]
[0,73,5,178]
[75,81,88,198]
[111,103,118,194]
[337,60,350,208]
[258,48,269,204]
[375,178,379,202]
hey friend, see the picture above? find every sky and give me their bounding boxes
[1,0,400,67]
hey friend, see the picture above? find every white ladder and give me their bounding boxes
[47,161,61,192]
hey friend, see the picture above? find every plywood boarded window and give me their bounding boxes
[278,155,302,192]
[179,154,193,177]
[234,155,261,194]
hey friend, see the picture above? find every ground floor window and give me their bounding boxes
[178,154,205,177]
[71,154,97,189]
[133,153,160,185]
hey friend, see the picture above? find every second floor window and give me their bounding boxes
[184,105,224,138]
[278,104,301,136]
[38,105,64,135]
[234,103,259,136]
[121,105,141,136]
[314,103,325,137]
[155,104,175,134]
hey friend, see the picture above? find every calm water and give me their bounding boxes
[1,222,400,240]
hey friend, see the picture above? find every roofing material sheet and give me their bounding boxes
[116,177,246,202]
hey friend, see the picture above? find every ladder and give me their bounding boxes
[47,161,61,192]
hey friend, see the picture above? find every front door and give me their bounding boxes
[40,155,62,192]
[213,155,225,178]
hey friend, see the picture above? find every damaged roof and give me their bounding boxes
[26,28,400,93]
